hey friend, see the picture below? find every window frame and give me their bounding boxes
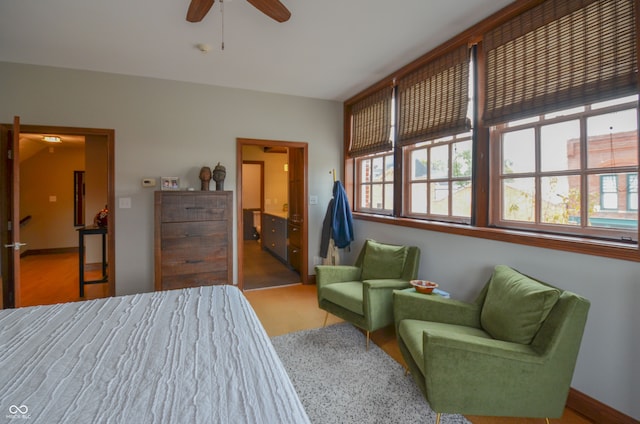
[342,0,640,263]
[489,98,638,242]
[402,132,473,224]
[354,151,395,215]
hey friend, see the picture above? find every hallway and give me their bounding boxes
[19,252,109,307]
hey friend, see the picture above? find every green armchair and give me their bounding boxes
[316,240,420,349]
[394,265,590,422]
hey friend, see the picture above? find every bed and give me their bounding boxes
[0,285,310,423]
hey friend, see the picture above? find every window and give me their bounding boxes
[349,86,394,214]
[492,96,638,240]
[344,0,639,260]
[485,0,638,242]
[357,152,394,213]
[404,132,472,222]
[398,45,473,223]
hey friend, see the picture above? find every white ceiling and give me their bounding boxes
[0,0,513,102]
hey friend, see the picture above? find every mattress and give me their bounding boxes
[0,285,310,423]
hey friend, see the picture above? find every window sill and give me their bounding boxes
[353,212,640,263]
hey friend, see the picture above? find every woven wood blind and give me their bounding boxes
[396,44,471,146]
[348,86,393,157]
[483,0,638,126]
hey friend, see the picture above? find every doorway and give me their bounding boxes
[0,121,115,308]
[236,138,308,290]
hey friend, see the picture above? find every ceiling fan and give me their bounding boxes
[186,0,291,23]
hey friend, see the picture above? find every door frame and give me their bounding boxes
[236,138,308,289]
[0,121,116,307]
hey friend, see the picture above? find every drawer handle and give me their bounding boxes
[185,207,205,210]
[271,229,276,233]
[291,227,299,232]
[291,249,298,253]
[271,243,276,247]
[185,259,204,264]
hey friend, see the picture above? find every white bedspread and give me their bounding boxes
[0,285,310,423]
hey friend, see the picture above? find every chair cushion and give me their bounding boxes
[361,240,408,281]
[399,319,492,375]
[321,282,364,315]
[480,265,560,344]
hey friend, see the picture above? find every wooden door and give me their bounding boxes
[0,116,23,307]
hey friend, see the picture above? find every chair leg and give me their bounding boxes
[435,412,441,424]
[366,331,370,350]
[404,367,409,376]
[545,419,550,424]
[322,311,328,327]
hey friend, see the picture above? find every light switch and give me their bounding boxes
[119,197,132,209]
[309,195,318,205]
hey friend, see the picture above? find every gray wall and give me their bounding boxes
[2,61,638,420]
[0,61,342,295]
[343,221,639,420]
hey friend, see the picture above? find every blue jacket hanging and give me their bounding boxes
[330,180,354,249]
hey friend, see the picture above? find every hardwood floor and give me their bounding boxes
[19,252,109,307]
[244,284,594,424]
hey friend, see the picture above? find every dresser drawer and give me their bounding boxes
[161,193,229,222]
[161,245,228,276]
[160,222,228,250]
[161,271,230,290]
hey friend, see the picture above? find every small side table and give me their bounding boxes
[77,226,108,298]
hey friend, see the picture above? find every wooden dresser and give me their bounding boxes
[154,191,233,291]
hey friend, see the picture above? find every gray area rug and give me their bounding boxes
[271,323,470,424]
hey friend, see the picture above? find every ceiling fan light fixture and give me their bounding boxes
[42,136,62,143]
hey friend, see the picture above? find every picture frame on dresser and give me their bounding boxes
[161,176,180,190]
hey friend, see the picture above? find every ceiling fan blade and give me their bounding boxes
[247,0,291,23]
[187,0,215,22]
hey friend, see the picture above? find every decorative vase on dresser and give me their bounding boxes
[154,191,233,291]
